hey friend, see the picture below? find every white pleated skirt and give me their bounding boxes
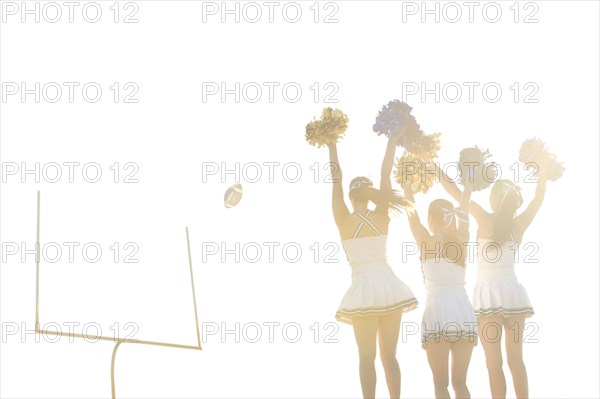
[336,264,418,325]
[421,288,478,349]
[473,267,534,318]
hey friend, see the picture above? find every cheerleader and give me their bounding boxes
[438,161,551,399]
[402,180,477,399]
[327,129,417,399]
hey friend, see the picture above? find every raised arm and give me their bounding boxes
[380,135,400,191]
[456,181,472,240]
[402,184,432,245]
[437,162,462,201]
[436,163,490,226]
[328,143,350,226]
[515,161,549,237]
[458,182,472,211]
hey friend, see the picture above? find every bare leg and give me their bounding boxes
[426,341,451,399]
[504,316,528,399]
[478,315,506,398]
[377,311,402,399]
[353,316,379,399]
[450,339,474,399]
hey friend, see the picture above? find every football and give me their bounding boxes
[224,183,243,208]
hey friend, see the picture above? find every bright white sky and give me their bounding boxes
[1,1,598,398]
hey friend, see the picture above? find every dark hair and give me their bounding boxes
[490,179,523,245]
[348,176,410,214]
[428,199,468,265]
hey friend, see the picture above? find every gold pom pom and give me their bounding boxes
[519,137,565,181]
[408,132,441,159]
[305,108,349,147]
[394,133,441,194]
[459,147,498,191]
